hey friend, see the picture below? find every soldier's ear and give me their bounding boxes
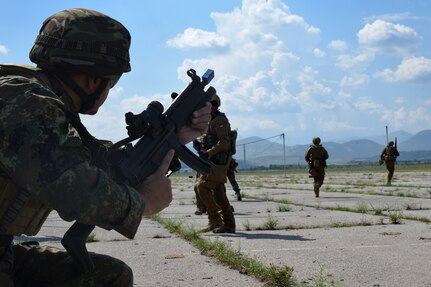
[85,75,103,93]
[70,73,101,94]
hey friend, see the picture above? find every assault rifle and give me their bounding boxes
[61,69,216,273]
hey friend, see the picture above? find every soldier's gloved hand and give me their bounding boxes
[177,102,211,145]
[138,150,174,216]
[199,151,209,160]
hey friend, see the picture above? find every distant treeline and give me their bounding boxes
[238,159,431,171]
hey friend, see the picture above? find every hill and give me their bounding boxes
[399,130,431,151]
[234,129,431,168]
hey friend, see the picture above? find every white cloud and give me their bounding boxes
[229,114,281,133]
[406,108,431,126]
[210,0,320,37]
[120,95,152,113]
[354,97,382,111]
[108,86,124,99]
[166,28,229,49]
[328,40,347,51]
[338,91,352,98]
[336,52,374,70]
[339,74,370,87]
[357,19,421,54]
[364,12,421,24]
[313,48,325,57]
[375,56,431,83]
[158,0,430,142]
[0,45,7,54]
[380,107,431,129]
[394,97,404,104]
[318,118,353,132]
[381,108,406,129]
[170,0,324,116]
[82,106,127,141]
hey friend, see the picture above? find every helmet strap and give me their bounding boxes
[50,68,108,113]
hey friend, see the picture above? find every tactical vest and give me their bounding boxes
[0,64,54,236]
[203,112,229,148]
[203,112,231,165]
[308,145,328,169]
[385,146,398,161]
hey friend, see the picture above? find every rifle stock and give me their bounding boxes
[62,69,215,273]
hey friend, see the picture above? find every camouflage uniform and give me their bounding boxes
[196,106,235,233]
[305,138,329,197]
[0,9,141,286]
[380,141,400,185]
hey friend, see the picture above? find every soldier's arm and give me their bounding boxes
[380,148,386,160]
[304,149,311,162]
[0,91,144,239]
[323,147,329,160]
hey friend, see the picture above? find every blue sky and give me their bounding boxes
[1,0,430,145]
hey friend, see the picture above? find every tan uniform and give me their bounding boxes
[380,145,400,185]
[196,112,235,232]
[305,144,329,197]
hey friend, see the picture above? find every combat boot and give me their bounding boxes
[194,207,206,215]
[217,210,235,233]
[213,225,236,233]
[234,189,242,201]
[313,184,320,198]
[200,206,223,232]
[200,221,222,233]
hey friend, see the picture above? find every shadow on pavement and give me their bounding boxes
[209,232,316,241]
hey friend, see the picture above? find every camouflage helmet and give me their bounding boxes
[29,8,131,76]
[388,141,394,146]
[312,137,321,145]
[211,94,221,107]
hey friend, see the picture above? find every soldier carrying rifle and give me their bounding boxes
[379,139,400,185]
[305,137,329,198]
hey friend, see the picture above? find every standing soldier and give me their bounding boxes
[227,158,242,201]
[305,137,329,197]
[196,94,236,233]
[379,140,400,185]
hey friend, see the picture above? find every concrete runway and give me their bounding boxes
[24,169,431,286]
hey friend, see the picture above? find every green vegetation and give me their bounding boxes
[387,210,403,224]
[151,216,298,287]
[256,216,279,230]
[278,204,292,212]
[242,219,252,231]
[86,232,98,243]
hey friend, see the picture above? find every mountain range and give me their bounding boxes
[234,129,431,167]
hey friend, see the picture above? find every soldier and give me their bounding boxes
[227,158,242,201]
[305,137,329,197]
[0,8,211,286]
[380,140,400,185]
[196,94,236,233]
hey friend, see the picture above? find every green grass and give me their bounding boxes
[278,204,292,212]
[86,232,98,243]
[256,216,279,230]
[151,215,299,287]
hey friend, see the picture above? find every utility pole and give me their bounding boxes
[282,133,287,177]
[242,143,246,165]
[385,126,389,144]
